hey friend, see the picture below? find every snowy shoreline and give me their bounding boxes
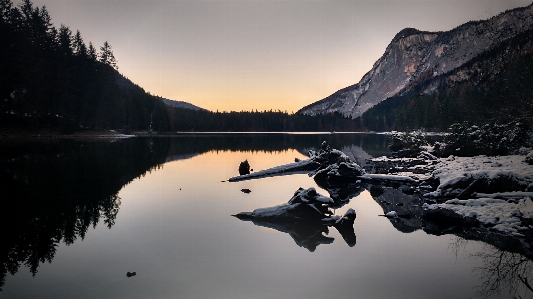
[229,142,533,255]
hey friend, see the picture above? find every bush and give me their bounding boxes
[388,131,428,152]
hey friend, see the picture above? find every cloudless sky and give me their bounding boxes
[16,0,532,112]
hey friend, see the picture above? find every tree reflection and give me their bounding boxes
[167,133,390,157]
[0,138,169,290]
[473,244,533,299]
[448,236,533,299]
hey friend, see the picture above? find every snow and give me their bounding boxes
[385,211,398,218]
[252,203,298,218]
[425,155,533,198]
[411,154,533,237]
[360,173,417,182]
[429,197,533,235]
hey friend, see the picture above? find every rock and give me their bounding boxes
[238,160,251,175]
[241,189,251,194]
[369,185,385,197]
[232,187,357,249]
[526,151,533,165]
[422,206,477,226]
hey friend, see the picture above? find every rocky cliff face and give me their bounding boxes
[298,4,533,119]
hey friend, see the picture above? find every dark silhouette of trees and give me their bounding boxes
[0,0,170,133]
[166,108,358,132]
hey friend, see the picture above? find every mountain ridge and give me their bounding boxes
[298,3,533,119]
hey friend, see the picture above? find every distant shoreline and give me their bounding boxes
[0,129,449,139]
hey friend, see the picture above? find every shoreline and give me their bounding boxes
[0,128,450,139]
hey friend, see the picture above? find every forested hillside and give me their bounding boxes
[0,0,170,132]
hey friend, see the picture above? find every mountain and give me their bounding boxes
[298,4,533,119]
[161,99,206,111]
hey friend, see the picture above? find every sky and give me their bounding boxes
[16,0,533,113]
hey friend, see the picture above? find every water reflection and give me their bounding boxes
[0,134,390,290]
[239,217,339,252]
[448,237,533,299]
[369,186,424,233]
[167,133,390,159]
[4,134,528,299]
[0,138,169,290]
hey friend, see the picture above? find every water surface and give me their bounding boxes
[1,134,530,299]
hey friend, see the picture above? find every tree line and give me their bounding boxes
[0,0,170,132]
[169,109,358,132]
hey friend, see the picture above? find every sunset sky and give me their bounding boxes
[17,0,532,113]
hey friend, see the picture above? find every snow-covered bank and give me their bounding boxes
[424,155,533,199]
[369,152,533,238]
[230,140,533,250]
[424,198,533,236]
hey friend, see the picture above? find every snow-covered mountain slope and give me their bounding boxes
[298,4,533,119]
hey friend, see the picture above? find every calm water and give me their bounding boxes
[1,134,531,299]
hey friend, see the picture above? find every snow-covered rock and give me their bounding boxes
[424,197,533,236]
[233,187,357,250]
[425,155,533,199]
[234,187,338,221]
[385,211,398,218]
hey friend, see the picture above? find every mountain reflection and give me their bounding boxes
[0,138,170,290]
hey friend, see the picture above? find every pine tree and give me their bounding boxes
[88,42,97,60]
[73,30,86,57]
[0,0,13,24]
[99,41,117,70]
[58,24,72,55]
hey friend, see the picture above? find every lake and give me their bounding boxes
[1,133,531,299]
